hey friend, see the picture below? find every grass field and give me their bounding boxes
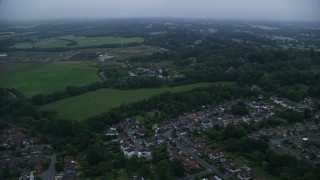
[271,36,296,41]
[11,35,144,49]
[0,62,100,96]
[42,82,235,120]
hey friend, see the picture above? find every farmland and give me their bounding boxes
[41,82,234,120]
[0,62,100,96]
[10,35,144,49]
[0,45,158,63]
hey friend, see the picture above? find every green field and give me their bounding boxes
[0,63,100,96]
[42,82,235,120]
[11,35,144,49]
[271,36,296,41]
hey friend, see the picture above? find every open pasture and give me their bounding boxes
[41,82,232,120]
[0,62,100,96]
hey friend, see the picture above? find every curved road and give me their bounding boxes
[40,152,57,180]
[99,71,107,81]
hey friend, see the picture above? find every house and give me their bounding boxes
[3,128,16,135]
[110,125,117,131]
[143,137,155,148]
[154,135,165,144]
[9,157,24,167]
[20,148,29,156]
[30,146,43,155]
[308,134,320,142]
[29,137,41,145]
[306,122,318,131]
[223,159,240,173]
[201,119,213,129]
[124,147,136,158]
[148,109,163,118]
[135,126,146,137]
[13,131,26,146]
[62,170,77,180]
[98,54,113,62]
[179,154,199,169]
[34,161,44,173]
[0,150,12,159]
[308,146,320,158]
[132,176,145,180]
[186,113,199,121]
[237,166,253,180]
[28,156,44,173]
[105,129,119,136]
[64,156,75,163]
[19,169,31,180]
[106,125,119,136]
[121,142,131,150]
[181,157,199,169]
[137,149,152,160]
[209,150,224,161]
[64,156,76,171]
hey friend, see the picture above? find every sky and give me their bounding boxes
[0,0,319,22]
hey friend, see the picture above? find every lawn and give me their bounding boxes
[11,35,144,49]
[0,62,100,96]
[42,82,234,120]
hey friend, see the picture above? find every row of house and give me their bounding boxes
[19,169,34,180]
[0,128,51,177]
[62,155,78,180]
[121,141,153,160]
[270,96,306,112]
[183,99,277,131]
[129,65,169,78]
[251,122,319,138]
[179,153,199,169]
[0,155,44,173]
[177,130,253,179]
[1,128,42,148]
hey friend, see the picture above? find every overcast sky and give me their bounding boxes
[0,0,319,22]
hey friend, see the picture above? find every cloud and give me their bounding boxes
[0,0,319,21]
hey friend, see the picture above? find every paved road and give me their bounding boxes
[8,92,17,99]
[125,60,133,68]
[179,170,209,180]
[126,128,143,151]
[270,133,320,165]
[40,152,57,180]
[164,130,228,180]
[270,133,320,145]
[99,71,107,81]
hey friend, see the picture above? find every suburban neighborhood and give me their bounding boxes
[0,127,79,180]
[102,95,320,179]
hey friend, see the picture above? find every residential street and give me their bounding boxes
[126,128,143,151]
[40,152,57,180]
[163,129,228,180]
[178,170,210,180]
[270,133,320,165]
